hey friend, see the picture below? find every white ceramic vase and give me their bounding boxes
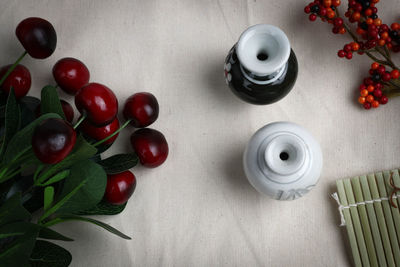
[243,122,323,200]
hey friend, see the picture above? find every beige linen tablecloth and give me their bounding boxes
[2,0,400,266]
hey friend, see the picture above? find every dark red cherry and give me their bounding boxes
[79,117,120,145]
[16,17,57,59]
[35,99,74,123]
[104,171,136,205]
[53,58,90,95]
[75,83,118,126]
[0,64,31,99]
[32,118,76,164]
[130,128,168,168]
[123,92,159,128]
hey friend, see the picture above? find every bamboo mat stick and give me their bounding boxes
[392,170,400,213]
[360,175,387,267]
[383,171,400,246]
[368,174,396,267]
[336,179,362,267]
[343,178,370,267]
[351,177,379,267]
[375,172,400,266]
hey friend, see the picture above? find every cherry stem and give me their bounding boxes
[93,119,131,147]
[73,115,86,129]
[0,51,28,86]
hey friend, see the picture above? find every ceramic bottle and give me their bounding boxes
[224,24,298,105]
[243,122,323,200]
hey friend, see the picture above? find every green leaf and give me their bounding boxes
[43,187,54,211]
[3,113,61,164]
[76,200,127,216]
[98,153,139,174]
[0,193,30,226]
[47,215,131,240]
[40,85,65,120]
[41,160,107,220]
[0,222,38,266]
[0,88,21,161]
[57,160,107,214]
[36,170,70,187]
[38,227,73,242]
[29,240,72,267]
[35,136,97,184]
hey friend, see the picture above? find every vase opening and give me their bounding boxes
[279,151,289,161]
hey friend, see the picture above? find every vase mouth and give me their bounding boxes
[237,24,290,77]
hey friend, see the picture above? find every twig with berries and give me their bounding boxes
[304,0,400,110]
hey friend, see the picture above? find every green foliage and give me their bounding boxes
[98,152,139,174]
[30,240,72,267]
[76,200,127,216]
[40,85,66,120]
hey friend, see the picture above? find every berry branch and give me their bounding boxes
[304,0,400,109]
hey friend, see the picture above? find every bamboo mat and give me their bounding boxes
[333,170,400,267]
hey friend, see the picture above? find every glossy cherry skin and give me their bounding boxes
[79,117,120,145]
[104,171,136,205]
[123,92,159,128]
[35,100,74,123]
[16,17,57,59]
[53,58,90,95]
[0,64,31,99]
[75,83,118,126]
[32,118,76,164]
[130,128,168,168]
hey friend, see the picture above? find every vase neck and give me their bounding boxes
[240,61,288,85]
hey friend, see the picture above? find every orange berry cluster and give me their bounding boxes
[357,62,400,109]
[304,0,342,29]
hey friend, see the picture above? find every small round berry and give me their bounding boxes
[345,52,353,59]
[319,8,327,16]
[32,118,76,164]
[372,100,380,108]
[366,95,375,103]
[351,42,360,51]
[371,62,379,70]
[359,84,367,91]
[53,58,90,95]
[373,89,382,98]
[380,32,389,40]
[337,50,346,57]
[352,12,361,21]
[374,18,382,26]
[323,0,331,7]
[310,5,320,13]
[382,72,392,81]
[380,95,388,104]
[327,10,335,18]
[377,65,386,75]
[378,39,386,46]
[375,82,383,90]
[364,77,374,85]
[304,6,311,14]
[309,14,317,21]
[333,17,343,27]
[339,27,346,34]
[360,89,369,97]
[391,23,400,31]
[344,44,352,52]
[391,69,400,79]
[332,27,340,34]
[366,18,374,25]
[332,0,341,6]
[104,171,136,205]
[0,64,31,99]
[367,85,375,92]
[358,96,366,104]
[363,102,372,109]
[123,92,159,128]
[364,8,372,16]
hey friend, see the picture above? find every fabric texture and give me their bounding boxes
[1,0,400,266]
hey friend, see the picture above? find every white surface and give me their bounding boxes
[243,122,322,200]
[1,0,400,266]
[237,24,290,77]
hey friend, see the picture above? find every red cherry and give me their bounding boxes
[16,17,57,59]
[32,118,76,164]
[337,50,346,57]
[75,83,118,126]
[363,102,371,109]
[380,95,388,104]
[53,58,90,95]
[123,92,159,128]
[376,65,386,75]
[304,6,311,13]
[373,89,382,98]
[309,14,317,21]
[130,128,168,168]
[104,171,136,205]
[0,64,31,99]
[382,72,391,81]
[79,117,120,145]
[345,52,353,59]
[60,100,74,123]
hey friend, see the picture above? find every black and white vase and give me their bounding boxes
[224,24,298,105]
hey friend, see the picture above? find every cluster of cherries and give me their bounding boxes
[0,17,169,205]
[357,62,399,109]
